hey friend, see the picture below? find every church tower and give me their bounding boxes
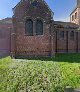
[77,0,80,7]
[70,0,80,25]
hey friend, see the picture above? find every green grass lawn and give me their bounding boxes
[0,54,80,92]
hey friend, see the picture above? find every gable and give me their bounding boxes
[13,0,53,14]
[12,0,53,20]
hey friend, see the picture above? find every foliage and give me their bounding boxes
[0,57,12,92]
[0,54,80,92]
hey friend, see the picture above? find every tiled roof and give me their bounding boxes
[0,18,12,24]
[54,21,79,29]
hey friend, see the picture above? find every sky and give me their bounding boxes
[0,0,76,22]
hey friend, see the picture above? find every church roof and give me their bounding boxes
[70,6,77,15]
[0,18,12,24]
[12,0,53,15]
[54,21,79,29]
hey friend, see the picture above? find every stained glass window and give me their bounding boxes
[25,19,33,36]
[36,20,43,35]
[60,31,64,39]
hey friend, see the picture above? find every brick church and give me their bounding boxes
[0,0,80,58]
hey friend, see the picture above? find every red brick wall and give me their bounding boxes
[0,24,12,57]
[12,0,80,58]
[13,0,54,57]
[55,28,80,53]
[77,32,80,52]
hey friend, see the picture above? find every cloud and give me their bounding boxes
[62,17,70,22]
[54,17,70,22]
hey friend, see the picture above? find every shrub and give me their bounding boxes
[0,55,80,92]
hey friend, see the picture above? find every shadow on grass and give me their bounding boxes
[0,55,9,59]
[16,53,80,63]
[52,53,80,63]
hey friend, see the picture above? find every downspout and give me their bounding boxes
[9,27,11,56]
[66,31,68,53]
[11,16,16,58]
[49,20,52,57]
[55,30,57,53]
[49,20,54,57]
[76,32,78,53]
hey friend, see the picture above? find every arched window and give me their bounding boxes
[72,15,74,21]
[25,19,33,36]
[75,12,77,19]
[60,31,64,39]
[70,31,74,40]
[36,20,43,35]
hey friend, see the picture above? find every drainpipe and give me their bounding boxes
[76,32,78,53]
[66,31,68,53]
[8,27,11,56]
[49,20,55,58]
[55,30,57,53]
[49,20,52,57]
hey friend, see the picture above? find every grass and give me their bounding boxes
[53,53,80,63]
[21,53,80,63]
[0,54,80,92]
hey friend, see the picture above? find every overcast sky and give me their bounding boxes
[0,0,76,22]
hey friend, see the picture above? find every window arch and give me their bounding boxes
[36,20,43,35]
[72,15,74,21]
[70,31,74,40]
[60,31,64,39]
[75,12,77,19]
[25,19,33,36]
